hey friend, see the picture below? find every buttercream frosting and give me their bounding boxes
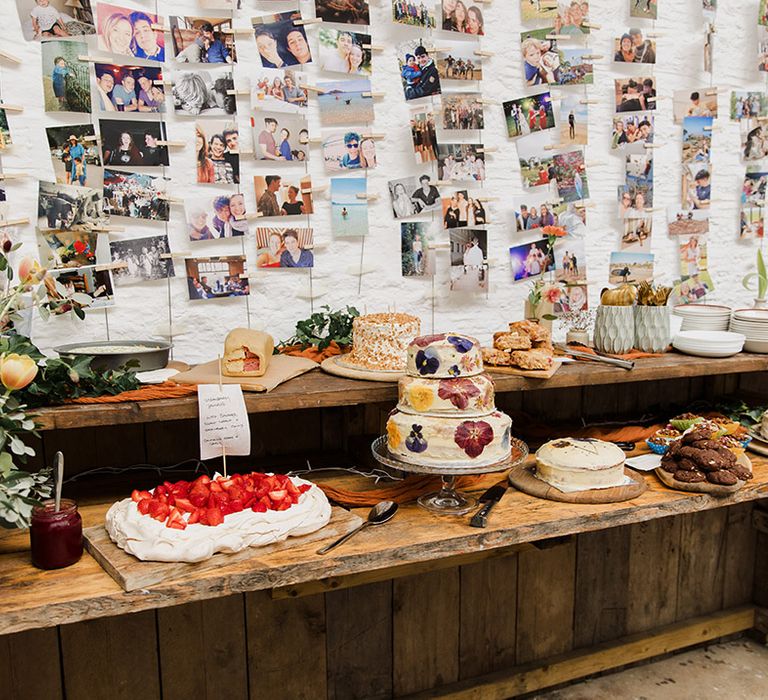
[344,313,421,371]
[406,333,484,378]
[534,438,627,492]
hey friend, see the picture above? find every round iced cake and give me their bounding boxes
[406,333,484,379]
[343,313,421,371]
[386,409,512,468]
[397,374,496,417]
[534,438,626,491]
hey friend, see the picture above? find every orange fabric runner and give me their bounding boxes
[66,381,197,404]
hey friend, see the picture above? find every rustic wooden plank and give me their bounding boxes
[626,517,681,634]
[393,569,460,696]
[31,355,768,431]
[723,504,758,608]
[326,581,393,700]
[459,554,518,680]
[516,540,576,664]
[755,505,768,608]
[676,509,728,620]
[525,386,583,424]
[573,527,630,648]
[245,590,327,699]
[60,610,160,700]
[580,384,617,423]
[158,595,248,700]
[0,627,63,700]
[3,458,768,637]
[83,506,363,591]
[405,606,757,699]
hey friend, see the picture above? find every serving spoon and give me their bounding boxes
[316,500,398,555]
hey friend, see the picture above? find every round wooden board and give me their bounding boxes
[320,355,405,383]
[507,465,647,503]
[746,432,768,457]
[654,454,752,497]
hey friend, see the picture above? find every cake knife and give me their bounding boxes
[470,484,507,528]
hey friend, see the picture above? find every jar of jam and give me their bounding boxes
[30,499,83,570]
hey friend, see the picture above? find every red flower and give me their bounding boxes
[454,420,494,458]
[411,333,447,348]
[73,240,87,254]
[437,378,480,410]
[542,225,567,238]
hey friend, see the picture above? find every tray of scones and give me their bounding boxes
[482,321,562,378]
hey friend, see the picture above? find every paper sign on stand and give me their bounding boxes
[198,384,251,463]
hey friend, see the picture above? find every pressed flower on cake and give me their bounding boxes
[406,424,428,453]
[454,420,494,458]
[387,421,403,449]
[411,333,447,347]
[437,378,481,410]
[447,335,474,353]
[415,348,440,375]
[408,385,435,412]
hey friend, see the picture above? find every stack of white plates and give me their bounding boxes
[672,330,746,358]
[673,304,732,332]
[729,309,768,353]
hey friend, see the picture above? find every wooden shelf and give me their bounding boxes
[1,453,766,636]
[32,353,768,431]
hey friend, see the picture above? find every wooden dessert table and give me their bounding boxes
[0,353,767,699]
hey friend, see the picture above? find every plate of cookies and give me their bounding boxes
[481,320,562,378]
[655,425,754,496]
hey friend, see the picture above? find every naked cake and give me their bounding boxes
[342,312,421,371]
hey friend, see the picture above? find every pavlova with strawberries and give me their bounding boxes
[106,472,331,563]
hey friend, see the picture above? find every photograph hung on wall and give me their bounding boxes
[331,178,368,237]
[679,235,707,278]
[611,113,654,150]
[103,170,170,222]
[440,94,484,130]
[449,228,487,293]
[95,63,165,114]
[437,143,486,181]
[440,0,485,35]
[0,109,12,151]
[558,92,588,146]
[388,174,441,219]
[513,191,587,238]
[317,79,374,126]
[621,217,653,252]
[186,193,249,241]
[740,207,764,239]
[613,28,656,64]
[672,87,717,122]
[759,26,768,72]
[625,154,653,202]
[667,207,709,236]
[521,0,590,33]
[45,124,101,187]
[322,131,377,172]
[740,119,768,161]
[95,3,165,62]
[186,256,249,299]
[436,42,482,82]
[618,184,651,219]
[609,250,654,285]
[615,76,656,112]
[171,67,235,116]
[252,112,309,162]
[509,238,554,282]
[318,28,372,75]
[681,163,711,210]
[554,239,587,285]
[521,31,593,87]
[101,119,169,167]
[517,138,558,193]
[730,91,768,120]
[553,150,588,202]
[47,266,114,311]
[314,0,370,26]
[441,189,488,228]
[109,234,174,285]
[554,284,589,314]
[16,0,95,41]
[196,120,239,184]
[397,39,442,100]
[37,180,106,231]
[630,0,657,21]
[410,107,438,164]
[252,11,312,68]
[401,221,435,278]
[393,0,435,28]
[251,68,308,112]
[41,40,90,113]
[742,169,768,208]
[255,174,313,218]
[503,91,555,140]
[671,272,715,305]
[682,116,712,163]
[255,227,314,268]
[169,16,236,63]
[38,229,98,269]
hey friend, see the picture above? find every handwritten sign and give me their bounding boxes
[198,384,251,460]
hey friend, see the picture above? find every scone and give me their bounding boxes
[511,348,554,371]
[493,330,532,351]
[482,347,512,366]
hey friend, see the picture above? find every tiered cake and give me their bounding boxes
[343,312,421,371]
[386,333,513,468]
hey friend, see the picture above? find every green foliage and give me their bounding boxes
[0,468,52,528]
[717,398,768,428]
[742,249,768,300]
[278,305,360,351]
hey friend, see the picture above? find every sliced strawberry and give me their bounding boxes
[268,489,288,503]
[209,481,224,494]
[137,499,152,515]
[228,498,244,513]
[148,501,169,522]
[131,489,152,502]
[252,501,267,513]
[274,500,291,511]
[298,484,311,494]
[174,497,195,513]
[206,506,224,527]
[166,508,187,530]
[187,508,201,525]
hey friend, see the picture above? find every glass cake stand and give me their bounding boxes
[371,436,529,515]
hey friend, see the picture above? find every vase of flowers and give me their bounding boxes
[743,249,768,309]
[525,279,562,332]
[562,309,594,346]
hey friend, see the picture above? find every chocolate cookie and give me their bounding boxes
[706,469,738,486]
[667,441,683,457]
[684,428,712,444]
[660,456,678,473]
[727,464,753,481]
[677,457,699,472]
[674,469,706,482]
[679,446,702,461]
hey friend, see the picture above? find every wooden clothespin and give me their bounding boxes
[293,17,323,26]
[156,140,185,147]
[0,105,23,113]
[227,89,250,96]
[362,91,384,98]
[0,49,21,64]
[0,217,29,226]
